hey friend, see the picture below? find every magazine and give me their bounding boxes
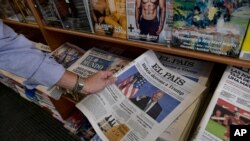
[193,66,250,141]
[239,22,250,61]
[165,0,174,47]
[0,70,20,93]
[76,50,206,141]
[64,110,86,134]
[0,0,22,22]
[51,42,86,69]
[89,0,127,39]
[13,0,36,23]
[34,0,93,32]
[172,0,250,57]
[156,52,214,141]
[126,0,169,44]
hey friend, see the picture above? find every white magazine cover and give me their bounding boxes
[76,50,206,141]
[156,52,214,141]
[193,66,250,141]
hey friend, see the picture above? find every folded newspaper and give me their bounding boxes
[192,66,250,141]
[67,47,130,101]
[156,52,214,141]
[76,50,206,141]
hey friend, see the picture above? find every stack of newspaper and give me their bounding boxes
[156,53,214,141]
[192,66,250,141]
[75,50,207,141]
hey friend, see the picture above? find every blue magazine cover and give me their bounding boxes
[171,0,250,57]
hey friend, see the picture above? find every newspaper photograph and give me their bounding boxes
[193,66,250,141]
[76,50,206,141]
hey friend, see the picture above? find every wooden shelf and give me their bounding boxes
[45,26,250,68]
[2,19,39,29]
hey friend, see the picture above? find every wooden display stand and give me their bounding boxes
[2,0,250,121]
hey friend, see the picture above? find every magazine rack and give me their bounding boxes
[2,0,250,120]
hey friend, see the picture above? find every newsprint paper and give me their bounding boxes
[193,66,250,141]
[76,50,206,141]
[68,47,130,78]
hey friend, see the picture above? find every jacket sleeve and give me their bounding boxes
[0,20,65,89]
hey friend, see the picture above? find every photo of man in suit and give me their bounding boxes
[130,90,164,120]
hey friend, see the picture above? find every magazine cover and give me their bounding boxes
[89,0,127,39]
[239,22,250,61]
[126,0,170,44]
[0,0,22,21]
[172,0,250,57]
[35,0,93,32]
[14,0,36,23]
[193,66,250,141]
[165,0,174,46]
[51,42,85,69]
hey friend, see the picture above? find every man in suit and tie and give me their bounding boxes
[130,90,164,120]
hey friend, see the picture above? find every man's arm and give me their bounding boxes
[0,20,115,94]
[156,0,166,35]
[135,0,141,29]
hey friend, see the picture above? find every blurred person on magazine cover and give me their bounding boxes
[135,0,166,42]
[91,0,110,24]
[130,90,164,120]
[53,47,80,68]
[0,19,115,96]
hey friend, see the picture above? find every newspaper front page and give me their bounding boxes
[67,47,130,101]
[68,47,130,78]
[193,66,250,141]
[76,50,206,141]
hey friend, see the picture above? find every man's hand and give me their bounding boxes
[83,71,116,94]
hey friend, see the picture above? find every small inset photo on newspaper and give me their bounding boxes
[208,98,250,141]
[115,66,180,123]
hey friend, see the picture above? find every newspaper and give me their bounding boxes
[68,47,131,78]
[156,52,214,141]
[156,52,214,86]
[76,50,206,141]
[193,66,250,141]
[67,47,130,101]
